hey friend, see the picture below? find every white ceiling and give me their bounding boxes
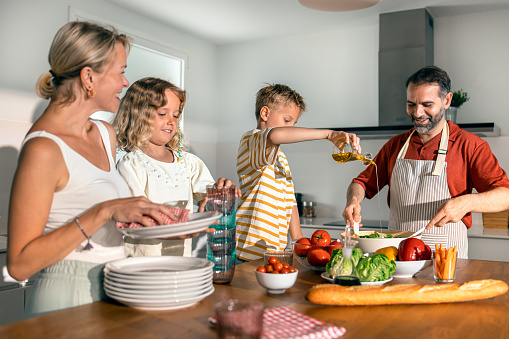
[105,0,509,45]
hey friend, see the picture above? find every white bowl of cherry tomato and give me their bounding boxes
[255,256,298,294]
[291,230,343,272]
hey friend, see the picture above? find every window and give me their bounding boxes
[69,7,187,123]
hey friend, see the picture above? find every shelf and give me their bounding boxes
[328,122,499,139]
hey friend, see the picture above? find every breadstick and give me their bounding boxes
[306,279,508,306]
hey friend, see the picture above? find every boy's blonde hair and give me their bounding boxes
[114,77,187,152]
[36,21,131,104]
[255,83,307,121]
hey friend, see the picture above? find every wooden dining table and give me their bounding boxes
[1,257,508,338]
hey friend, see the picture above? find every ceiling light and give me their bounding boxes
[298,0,382,12]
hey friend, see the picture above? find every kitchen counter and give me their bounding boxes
[1,258,508,338]
[299,217,509,262]
[299,217,509,239]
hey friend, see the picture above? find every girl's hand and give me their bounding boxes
[328,131,361,154]
[197,197,220,229]
[104,196,178,226]
[198,198,208,213]
[214,178,241,198]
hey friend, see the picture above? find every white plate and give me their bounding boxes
[104,281,213,299]
[106,289,214,311]
[110,299,198,311]
[105,286,214,307]
[104,276,212,293]
[105,256,214,277]
[360,277,393,286]
[320,272,393,286]
[117,212,221,239]
[104,267,212,283]
[104,272,212,290]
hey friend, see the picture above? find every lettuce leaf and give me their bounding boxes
[356,254,396,282]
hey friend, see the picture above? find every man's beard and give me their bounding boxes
[411,106,445,134]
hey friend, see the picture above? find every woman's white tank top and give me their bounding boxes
[22,119,130,263]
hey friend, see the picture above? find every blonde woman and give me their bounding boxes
[7,22,182,318]
[113,77,240,257]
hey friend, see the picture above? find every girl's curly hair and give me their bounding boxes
[114,77,187,152]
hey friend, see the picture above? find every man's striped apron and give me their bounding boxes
[388,122,468,258]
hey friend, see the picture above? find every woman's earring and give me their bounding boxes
[177,124,182,163]
[87,88,96,98]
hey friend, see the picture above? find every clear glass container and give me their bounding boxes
[332,143,375,166]
[302,201,316,218]
[334,227,361,283]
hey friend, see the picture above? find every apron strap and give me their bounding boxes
[397,130,415,159]
[397,122,449,176]
[431,122,449,176]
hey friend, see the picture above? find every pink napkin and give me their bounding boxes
[115,208,190,229]
[262,306,346,339]
[209,306,346,339]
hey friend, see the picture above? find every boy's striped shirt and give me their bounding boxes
[236,128,296,261]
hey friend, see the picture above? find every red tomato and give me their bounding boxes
[294,238,312,257]
[273,262,283,272]
[288,266,296,273]
[327,240,343,256]
[307,248,331,267]
[280,268,290,274]
[282,263,290,269]
[256,266,266,273]
[311,230,331,246]
[271,270,280,274]
[398,238,432,261]
[265,264,274,273]
[268,256,278,265]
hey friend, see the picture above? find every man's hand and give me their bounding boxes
[426,195,472,229]
[343,182,366,226]
[342,202,362,227]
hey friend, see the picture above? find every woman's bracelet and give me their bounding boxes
[75,217,93,251]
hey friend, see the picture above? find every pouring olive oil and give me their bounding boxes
[332,152,375,166]
[332,144,383,232]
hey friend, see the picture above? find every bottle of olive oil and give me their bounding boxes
[332,152,375,165]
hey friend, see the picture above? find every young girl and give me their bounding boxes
[113,77,239,257]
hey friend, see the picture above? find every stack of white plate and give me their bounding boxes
[104,256,214,311]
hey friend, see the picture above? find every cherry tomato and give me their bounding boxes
[268,256,278,265]
[288,266,296,273]
[282,263,290,269]
[327,240,343,256]
[311,230,331,246]
[294,237,312,257]
[273,262,283,272]
[280,268,290,274]
[256,266,266,273]
[307,248,331,267]
[265,264,274,273]
[271,270,280,274]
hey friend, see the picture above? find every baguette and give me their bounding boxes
[306,279,508,306]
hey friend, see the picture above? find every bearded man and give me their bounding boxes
[342,66,509,258]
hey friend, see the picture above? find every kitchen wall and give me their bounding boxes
[0,1,508,234]
[0,0,219,234]
[216,7,509,221]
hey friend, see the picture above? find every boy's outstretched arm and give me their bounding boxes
[289,205,303,241]
[267,127,361,153]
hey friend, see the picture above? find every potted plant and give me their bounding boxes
[446,89,470,123]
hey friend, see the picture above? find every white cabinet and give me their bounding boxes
[468,237,509,262]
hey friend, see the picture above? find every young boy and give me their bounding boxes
[235,83,360,261]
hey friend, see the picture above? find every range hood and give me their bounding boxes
[330,8,498,139]
[379,8,434,126]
